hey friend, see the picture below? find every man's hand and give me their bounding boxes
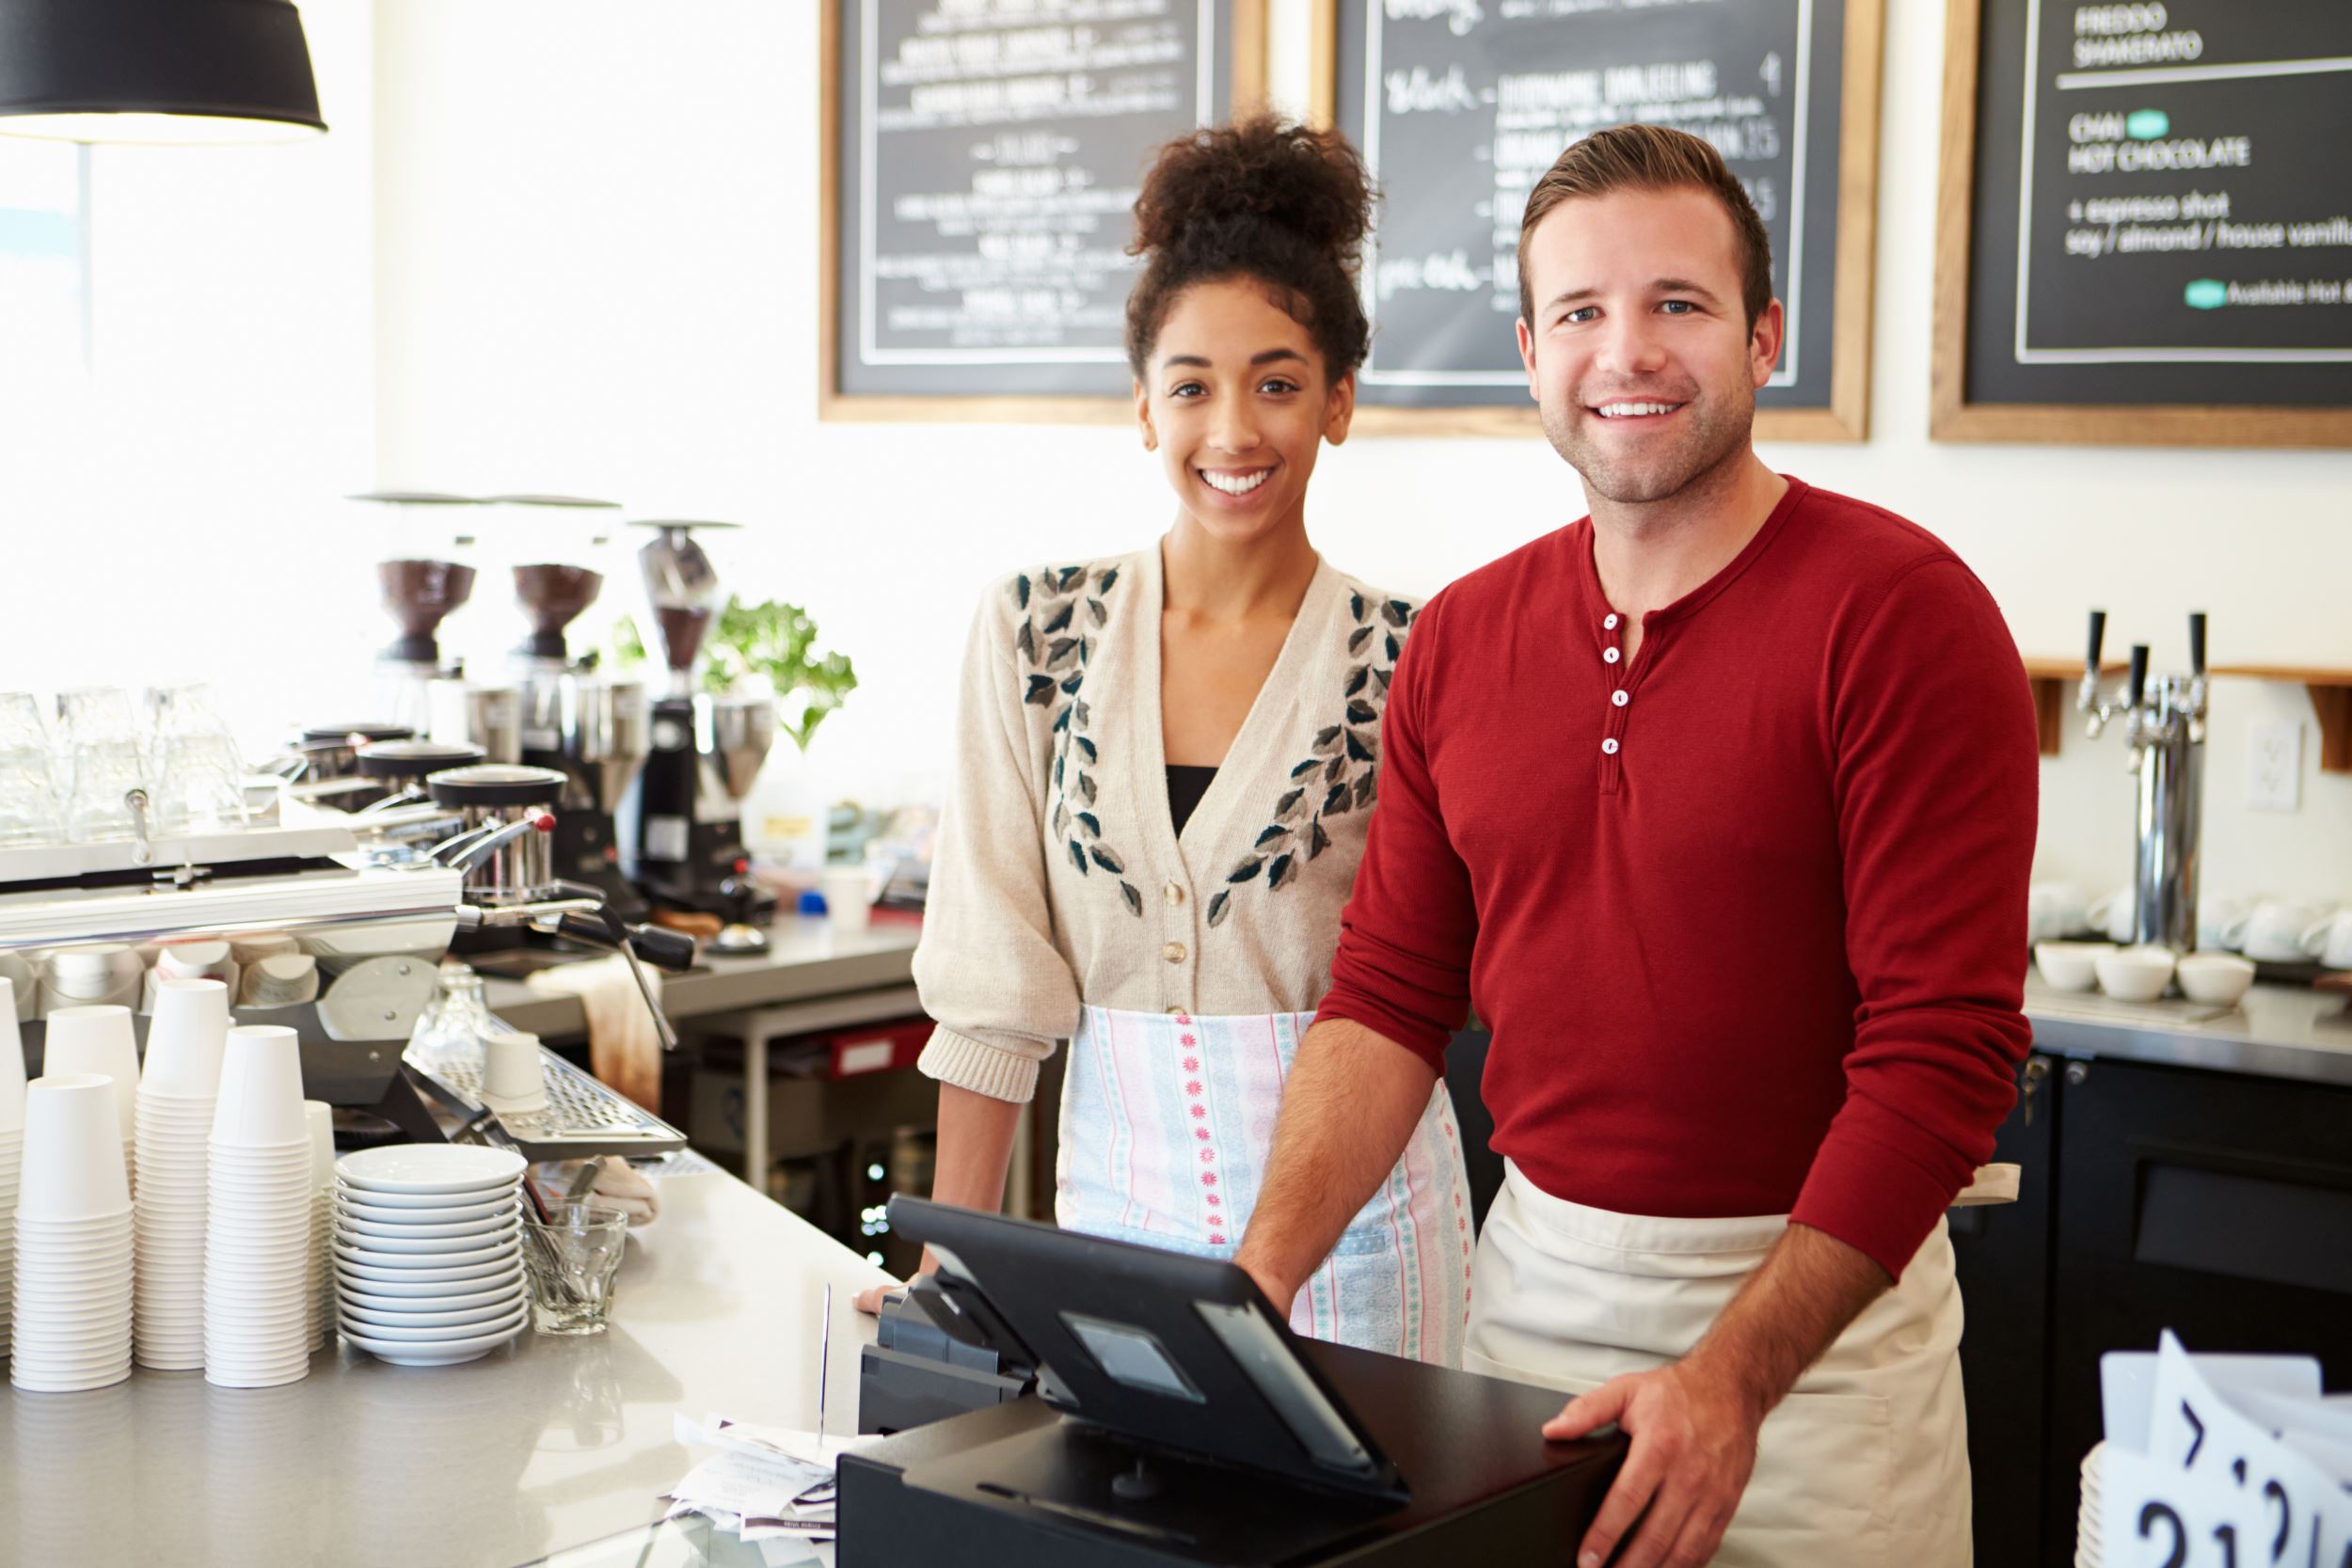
[1542,1354,1764,1568]
[1237,1260,1296,1320]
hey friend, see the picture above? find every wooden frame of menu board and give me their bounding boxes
[1308,0,1883,443]
[820,0,1269,424]
[1931,0,2352,447]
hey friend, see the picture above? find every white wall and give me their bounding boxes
[0,0,378,752]
[356,0,2351,909]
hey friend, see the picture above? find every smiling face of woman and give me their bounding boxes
[1135,277,1355,544]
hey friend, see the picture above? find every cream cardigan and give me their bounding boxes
[914,543,1420,1103]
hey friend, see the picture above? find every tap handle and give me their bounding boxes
[2127,644,2149,707]
[2085,610,2107,679]
[2188,611,2206,678]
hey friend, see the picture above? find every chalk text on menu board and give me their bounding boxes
[1351,0,1820,397]
[2015,0,2352,363]
[853,0,1216,370]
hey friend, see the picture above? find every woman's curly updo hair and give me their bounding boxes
[1124,114,1375,383]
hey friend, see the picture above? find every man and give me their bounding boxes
[1234,123,2037,1568]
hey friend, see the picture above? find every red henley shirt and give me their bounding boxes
[1315,478,2039,1279]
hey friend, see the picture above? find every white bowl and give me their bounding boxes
[2095,946,2176,1003]
[2034,941,2114,992]
[2176,951,2256,1006]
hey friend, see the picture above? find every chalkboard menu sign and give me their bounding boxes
[822,0,1264,418]
[1932,0,2352,445]
[1323,0,1883,440]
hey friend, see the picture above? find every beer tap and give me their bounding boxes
[2077,610,2209,953]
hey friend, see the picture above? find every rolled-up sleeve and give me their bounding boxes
[1790,559,2039,1277]
[913,590,1082,1104]
[1313,592,1479,1070]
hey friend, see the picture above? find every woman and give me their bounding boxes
[868,116,1470,1366]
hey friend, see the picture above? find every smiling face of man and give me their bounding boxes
[1515,184,1783,508]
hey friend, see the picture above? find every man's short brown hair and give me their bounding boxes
[1516,123,1773,332]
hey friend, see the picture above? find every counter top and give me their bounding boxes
[2024,974,2352,1089]
[0,1167,894,1568]
[483,915,922,1038]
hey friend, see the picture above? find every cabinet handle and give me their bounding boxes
[2064,1061,2090,1087]
[2021,1055,2051,1128]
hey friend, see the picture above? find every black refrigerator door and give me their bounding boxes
[1949,1053,2057,1568]
[2046,1057,2352,1568]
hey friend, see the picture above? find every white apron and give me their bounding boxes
[1464,1160,1970,1567]
[1057,1006,1470,1367]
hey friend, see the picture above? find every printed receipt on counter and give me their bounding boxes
[661,1412,885,1568]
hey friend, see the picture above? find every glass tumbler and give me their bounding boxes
[521,1202,628,1336]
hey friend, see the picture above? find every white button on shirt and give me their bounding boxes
[1613,690,1629,706]
[1602,738,1620,755]
[1603,647,1620,664]
[1603,614,1619,629]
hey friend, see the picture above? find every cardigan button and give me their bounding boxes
[1164,881,1184,906]
[1164,942,1186,964]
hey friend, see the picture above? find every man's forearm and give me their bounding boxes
[1234,1017,1437,1307]
[1684,1222,1892,1419]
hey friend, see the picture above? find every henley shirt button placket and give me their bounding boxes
[1601,615,1629,794]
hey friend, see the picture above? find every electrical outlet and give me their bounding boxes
[2246,720,2301,813]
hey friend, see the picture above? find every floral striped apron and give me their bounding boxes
[1057,1006,1471,1368]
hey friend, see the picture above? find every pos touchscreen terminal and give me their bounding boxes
[836,1197,1627,1567]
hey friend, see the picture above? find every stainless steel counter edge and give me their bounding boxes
[482,916,923,1037]
[2025,975,2352,1089]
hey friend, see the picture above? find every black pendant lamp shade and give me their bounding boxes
[0,0,326,143]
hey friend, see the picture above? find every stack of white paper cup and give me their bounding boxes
[203,1025,316,1387]
[134,977,230,1370]
[304,1101,335,1352]
[41,1004,140,1196]
[0,976,26,1356]
[11,1073,135,1390]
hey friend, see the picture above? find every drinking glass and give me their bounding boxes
[520,1202,628,1336]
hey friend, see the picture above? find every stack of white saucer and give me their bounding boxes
[0,976,27,1357]
[133,977,230,1370]
[41,1003,140,1196]
[11,1073,135,1391]
[203,1025,317,1388]
[333,1145,527,1366]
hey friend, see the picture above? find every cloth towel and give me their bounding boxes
[525,955,663,1111]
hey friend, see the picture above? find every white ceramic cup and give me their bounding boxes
[2094,945,2176,1003]
[18,1074,131,1221]
[210,1026,309,1148]
[2085,890,2137,944]
[2176,952,2256,1006]
[2196,894,2265,953]
[239,954,318,1009]
[2026,882,2090,943]
[2229,899,2333,963]
[482,1030,548,1110]
[2298,910,2352,971]
[821,865,874,932]
[2035,942,2112,993]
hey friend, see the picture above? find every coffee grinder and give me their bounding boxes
[356,491,483,734]
[620,520,777,952]
[488,496,650,922]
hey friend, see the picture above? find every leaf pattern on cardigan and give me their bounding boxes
[1014,562,1142,917]
[1210,590,1415,929]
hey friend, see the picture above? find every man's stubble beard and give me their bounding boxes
[1538,381,1756,507]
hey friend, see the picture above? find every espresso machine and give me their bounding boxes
[620,520,777,953]
[356,491,483,734]
[2079,610,2209,952]
[486,496,650,922]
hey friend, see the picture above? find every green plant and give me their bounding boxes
[702,596,858,752]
